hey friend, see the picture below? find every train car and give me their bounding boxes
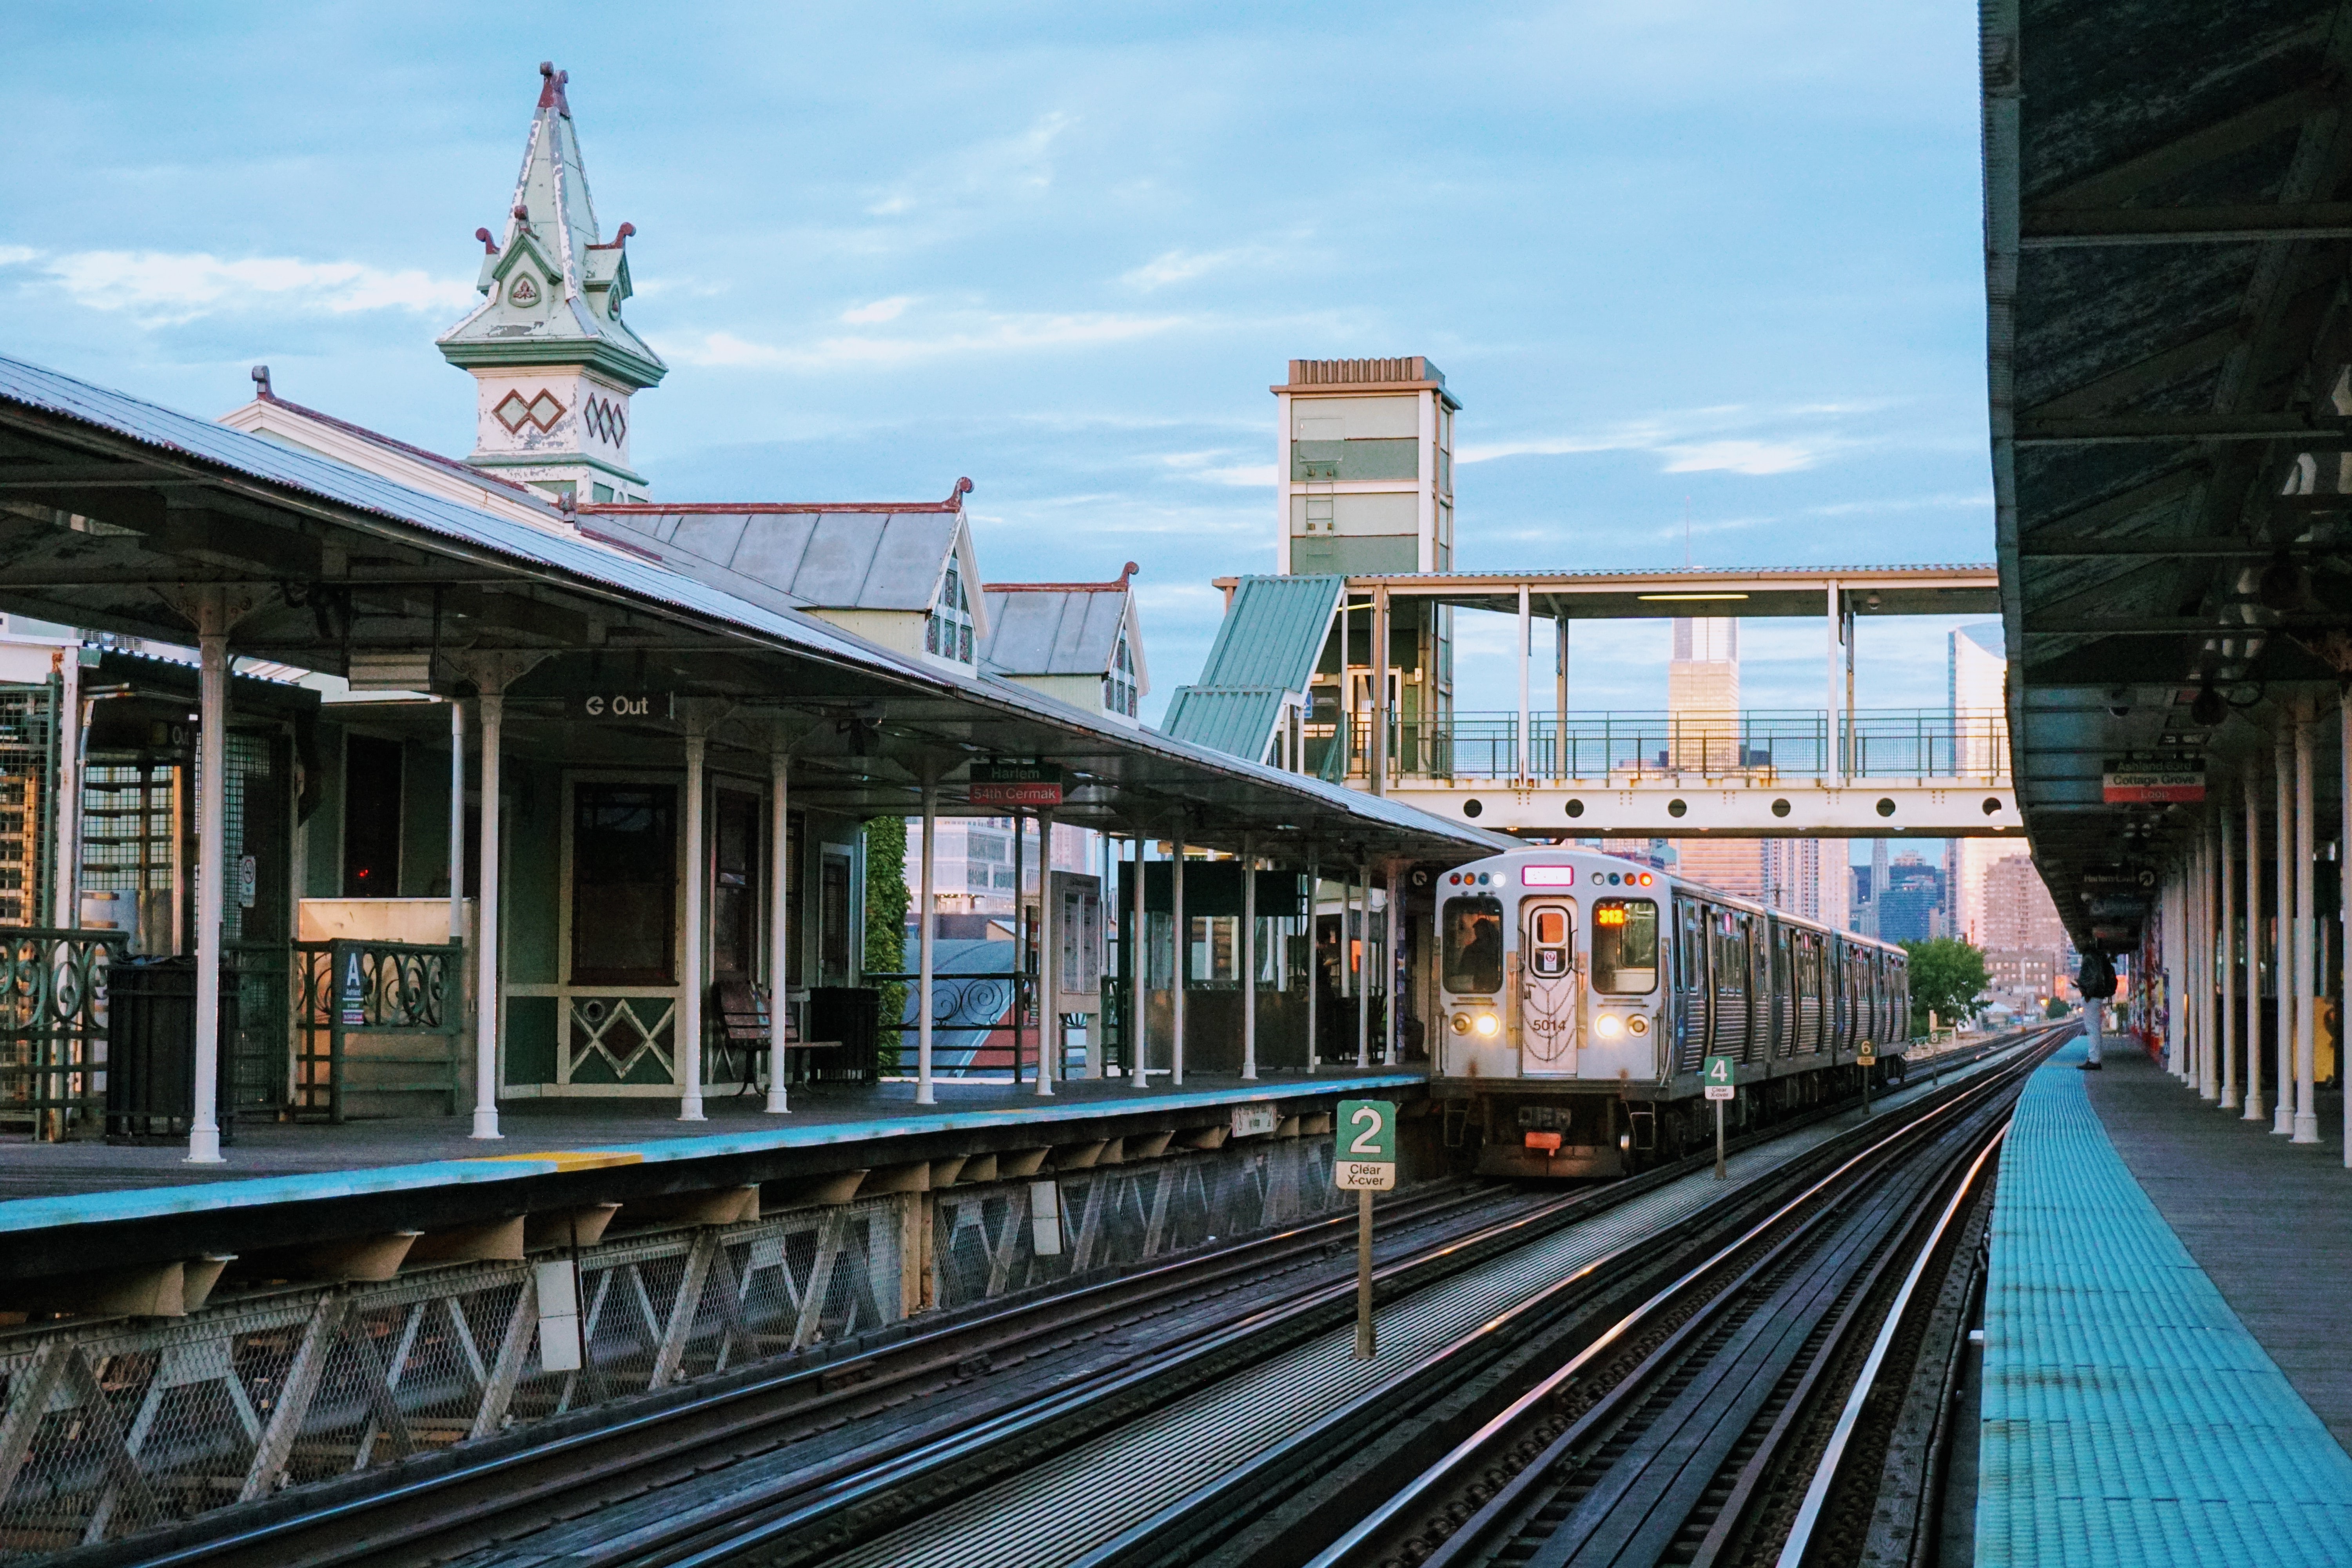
[1430,844,1909,1179]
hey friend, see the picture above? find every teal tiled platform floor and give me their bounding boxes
[1978,1038,2352,1565]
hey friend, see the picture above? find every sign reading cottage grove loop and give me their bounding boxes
[1334,1099,1398,1191]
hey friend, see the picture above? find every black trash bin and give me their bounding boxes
[106,956,236,1144]
[806,986,880,1083]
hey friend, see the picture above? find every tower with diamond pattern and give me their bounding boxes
[436,62,665,503]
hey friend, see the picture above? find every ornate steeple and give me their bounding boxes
[437,62,666,503]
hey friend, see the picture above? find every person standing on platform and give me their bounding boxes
[2078,954,2115,1070]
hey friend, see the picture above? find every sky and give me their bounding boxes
[0,2,1996,869]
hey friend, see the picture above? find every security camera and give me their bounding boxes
[2105,688,2131,718]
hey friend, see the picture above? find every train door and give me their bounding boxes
[1795,931,1822,1055]
[1519,898,1580,1076]
[1673,895,1708,1073]
[1708,909,1749,1061]
[1769,921,1792,1058]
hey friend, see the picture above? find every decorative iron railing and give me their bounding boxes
[867,969,1051,1080]
[0,928,118,1136]
[292,939,463,1122]
[1325,708,2012,784]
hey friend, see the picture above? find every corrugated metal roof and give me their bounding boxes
[1161,686,1285,762]
[0,352,1509,858]
[0,353,897,670]
[981,586,1129,677]
[608,508,963,612]
[1195,574,1344,692]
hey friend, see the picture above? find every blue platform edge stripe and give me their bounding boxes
[1976,1040,2352,1567]
[0,1073,1423,1235]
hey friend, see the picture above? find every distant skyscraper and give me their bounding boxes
[1947,621,2009,945]
[1668,617,1768,898]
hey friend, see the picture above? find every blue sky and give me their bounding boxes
[1,0,1993,764]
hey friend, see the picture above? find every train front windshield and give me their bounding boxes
[1590,898,1658,993]
[1443,895,1504,995]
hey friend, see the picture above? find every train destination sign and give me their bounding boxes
[2100,766,2203,804]
[969,761,1065,809]
[1335,1098,1397,1191]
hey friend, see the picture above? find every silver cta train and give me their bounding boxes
[1431,846,1911,1178]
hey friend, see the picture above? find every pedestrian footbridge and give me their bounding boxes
[1344,707,2018,837]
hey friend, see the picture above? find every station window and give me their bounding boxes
[1442,894,1504,996]
[927,560,974,663]
[571,783,677,985]
[1104,633,1138,717]
[1592,898,1658,995]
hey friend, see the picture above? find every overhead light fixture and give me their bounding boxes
[1637,592,1750,603]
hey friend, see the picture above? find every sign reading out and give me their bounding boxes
[970,760,1065,809]
[569,692,674,722]
[1335,1098,1397,1191]
[1703,1055,1736,1102]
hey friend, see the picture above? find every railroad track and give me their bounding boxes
[91,1031,2044,1568]
[502,1029,2054,1568]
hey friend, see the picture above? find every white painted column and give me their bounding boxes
[1171,826,1187,1087]
[1012,810,1028,1081]
[2343,702,2352,1164]
[52,650,79,929]
[1131,831,1147,1085]
[677,719,707,1123]
[1515,583,1532,782]
[1825,579,1842,782]
[767,740,791,1114]
[2220,787,2238,1110]
[1036,809,1056,1098]
[1305,850,1320,1068]
[1241,833,1258,1082]
[2162,875,2184,1078]
[2199,822,2218,1102]
[2295,706,2319,1143]
[472,691,503,1141]
[1356,858,1372,1070]
[2245,753,2266,1122]
[917,778,938,1106]
[448,700,466,945]
[186,604,229,1165]
[1384,860,1401,1065]
[2275,724,2296,1135]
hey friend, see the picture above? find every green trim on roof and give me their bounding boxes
[1195,574,1345,693]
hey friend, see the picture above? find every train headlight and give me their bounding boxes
[1595,1014,1624,1038]
[1628,1014,1650,1036]
[1450,1012,1471,1035]
[1473,1013,1501,1038]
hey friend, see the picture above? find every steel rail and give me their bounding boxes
[1771,1126,2010,1568]
[1291,1040,2045,1568]
[98,1178,1507,1568]
[519,1045,2028,1568]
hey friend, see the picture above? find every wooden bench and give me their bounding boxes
[713,980,839,1095]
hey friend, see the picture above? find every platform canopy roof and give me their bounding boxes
[0,354,1508,864]
[1985,0,2352,949]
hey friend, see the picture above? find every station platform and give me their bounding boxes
[0,1070,1422,1290]
[1977,1039,2352,1566]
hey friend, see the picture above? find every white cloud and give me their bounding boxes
[841,295,913,324]
[863,111,1076,219]
[1657,439,1826,476]
[1198,463,1277,487]
[670,310,1187,371]
[0,245,36,267]
[1461,404,1869,477]
[0,247,474,323]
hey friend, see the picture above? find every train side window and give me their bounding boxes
[1592,898,1657,993]
[1443,895,1504,995]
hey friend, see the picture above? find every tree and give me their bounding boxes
[1901,936,1991,1037]
[2044,995,2069,1020]
[863,817,910,1075]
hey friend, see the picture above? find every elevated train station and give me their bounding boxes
[7,16,2352,1566]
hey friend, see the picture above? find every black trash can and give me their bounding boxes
[807,986,880,1083]
[106,956,236,1144]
